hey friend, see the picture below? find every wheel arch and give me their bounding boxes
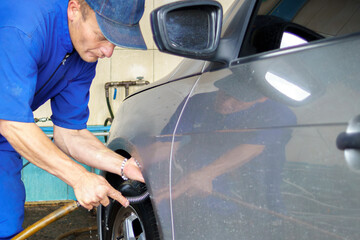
[97,137,160,239]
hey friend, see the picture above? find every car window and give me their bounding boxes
[280,32,308,48]
[239,0,360,57]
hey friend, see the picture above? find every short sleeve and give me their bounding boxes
[50,62,96,129]
[0,27,40,122]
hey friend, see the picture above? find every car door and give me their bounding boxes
[166,0,360,239]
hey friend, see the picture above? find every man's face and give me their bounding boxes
[68,1,115,62]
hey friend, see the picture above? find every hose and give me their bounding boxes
[55,225,98,240]
[21,161,31,170]
[11,190,150,240]
[106,95,115,120]
[11,201,80,240]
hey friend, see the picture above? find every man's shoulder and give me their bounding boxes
[0,0,66,35]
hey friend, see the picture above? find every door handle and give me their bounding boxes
[336,115,360,170]
[336,132,360,150]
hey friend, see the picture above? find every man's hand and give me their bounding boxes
[123,157,145,183]
[155,170,214,204]
[73,171,129,210]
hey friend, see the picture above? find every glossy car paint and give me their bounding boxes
[101,0,360,239]
[167,36,360,239]
[105,74,201,238]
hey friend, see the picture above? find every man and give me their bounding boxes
[0,0,145,238]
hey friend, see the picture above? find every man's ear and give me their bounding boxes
[67,0,81,22]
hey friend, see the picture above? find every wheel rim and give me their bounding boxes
[111,205,146,240]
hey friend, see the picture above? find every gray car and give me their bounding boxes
[97,0,360,239]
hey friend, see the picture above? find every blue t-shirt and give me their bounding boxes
[0,0,97,151]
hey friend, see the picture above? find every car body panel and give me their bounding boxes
[125,58,207,101]
[105,33,360,239]
[100,0,360,239]
[165,34,360,239]
[105,75,201,239]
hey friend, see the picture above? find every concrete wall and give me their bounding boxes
[34,0,235,127]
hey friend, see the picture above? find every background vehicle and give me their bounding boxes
[98,0,360,239]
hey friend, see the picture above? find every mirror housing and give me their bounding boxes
[151,1,223,60]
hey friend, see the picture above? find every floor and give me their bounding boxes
[23,202,98,240]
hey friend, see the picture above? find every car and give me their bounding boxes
[97,0,360,239]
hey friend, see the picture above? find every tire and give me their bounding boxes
[105,181,160,240]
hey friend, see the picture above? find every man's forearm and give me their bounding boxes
[0,120,134,209]
[0,120,88,188]
[53,126,123,174]
[201,144,265,178]
[53,126,144,183]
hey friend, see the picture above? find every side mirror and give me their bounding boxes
[151,1,223,60]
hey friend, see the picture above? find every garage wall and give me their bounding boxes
[34,0,235,127]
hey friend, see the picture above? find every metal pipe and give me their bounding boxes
[42,132,109,138]
[104,78,150,122]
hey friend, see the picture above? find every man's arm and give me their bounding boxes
[53,125,144,182]
[156,143,265,201]
[0,120,131,209]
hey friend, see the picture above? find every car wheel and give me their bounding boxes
[105,181,160,240]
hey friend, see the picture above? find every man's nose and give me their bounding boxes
[100,42,115,58]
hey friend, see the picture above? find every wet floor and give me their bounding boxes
[23,202,98,240]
